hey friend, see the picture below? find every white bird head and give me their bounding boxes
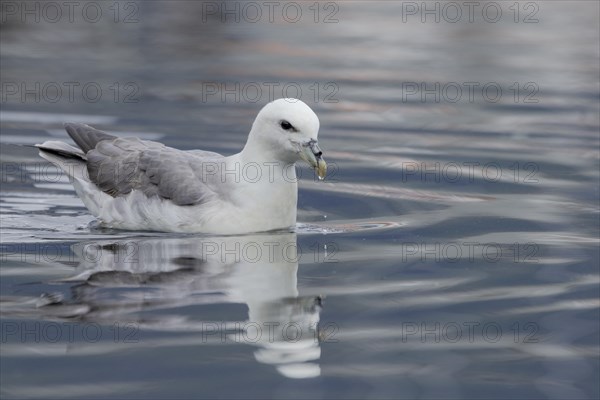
[246,98,326,180]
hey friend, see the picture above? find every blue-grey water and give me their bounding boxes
[1,1,599,399]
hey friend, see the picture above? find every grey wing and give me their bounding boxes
[86,137,222,206]
[65,123,117,153]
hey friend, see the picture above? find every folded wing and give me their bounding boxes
[58,123,223,206]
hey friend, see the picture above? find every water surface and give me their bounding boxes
[1,2,599,399]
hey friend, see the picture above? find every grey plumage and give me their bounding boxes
[35,140,86,160]
[64,123,116,153]
[38,123,224,206]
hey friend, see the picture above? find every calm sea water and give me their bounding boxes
[1,2,599,399]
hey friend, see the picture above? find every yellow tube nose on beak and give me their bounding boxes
[300,140,327,180]
[316,157,327,180]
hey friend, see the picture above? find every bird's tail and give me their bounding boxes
[36,141,88,181]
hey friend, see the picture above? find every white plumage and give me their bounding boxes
[37,98,326,234]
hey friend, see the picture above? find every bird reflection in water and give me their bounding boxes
[33,232,323,379]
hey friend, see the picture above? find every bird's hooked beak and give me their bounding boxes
[299,139,327,180]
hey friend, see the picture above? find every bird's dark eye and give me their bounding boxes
[280,120,295,131]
